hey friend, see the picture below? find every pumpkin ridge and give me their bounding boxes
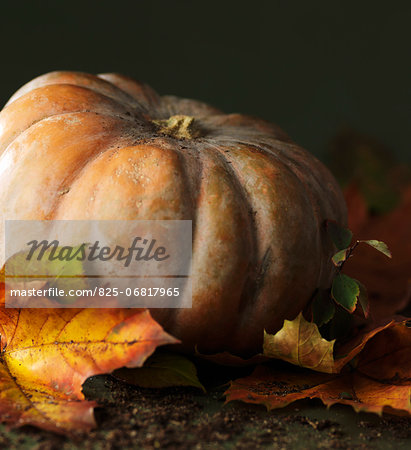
[6,71,141,109]
[146,139,204,334]
[54,142,194,221]
[245,138,346,232]
[217,137,333,231]
[269,139,346,222]
[98,73,162,111]
[0,84,143,155]
[4,83,132,116]
[160,95,222,119]
[207,139,322,342]
[232,138,327,287]
[0,110,141,159]
[261,140,330,292]
[202,141,260,315]
[167,147,255,350]
[235,137,346,294]
[51,140,150,219]
[223,137,337,294]
[50,141,145,221]
[0,114,137,235]
[160,138,204,249]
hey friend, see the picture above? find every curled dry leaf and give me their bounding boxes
[333,317,401,371]
[226,321,411,416]
[263,312,402,374]
[263,312,336,373]
[0,287,177,434]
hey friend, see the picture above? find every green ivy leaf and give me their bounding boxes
[312,290,335,327]
[113,352,206,392]
[327,307,354,341]
[332,248,349,266]
[331,274,360,312]
[355,279,369,318]
[360,240,392,258]
[326,221,353,250]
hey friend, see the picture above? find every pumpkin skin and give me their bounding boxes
[0,71,346,356]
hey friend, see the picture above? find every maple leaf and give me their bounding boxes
[226,321,411,416]
[262,313,396,374]
[264,309,402,369]
[263,312,336,373]
[0,293,177,434]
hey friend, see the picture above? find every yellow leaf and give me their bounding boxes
[263,312,336,373]
[0,289,177,433]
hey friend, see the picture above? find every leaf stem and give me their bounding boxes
[337,240,360,273]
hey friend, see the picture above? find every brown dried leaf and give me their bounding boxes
[226,322,411,416]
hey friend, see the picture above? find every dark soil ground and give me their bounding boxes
[1,362,410,449]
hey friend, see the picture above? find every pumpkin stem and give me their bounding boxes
[152,115,199,139]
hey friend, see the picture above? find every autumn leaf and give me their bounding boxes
[263,312,401,374]
[355,321,411,381]
[263,312,336,373]
[333,318,400,371]
[113,351,205,392]
[225,365,411,416]
[226,321,411,416]
[0,303,177,434]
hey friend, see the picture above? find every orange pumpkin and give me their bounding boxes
[0,71,346,356]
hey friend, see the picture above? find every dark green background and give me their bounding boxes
[1,0,409,161]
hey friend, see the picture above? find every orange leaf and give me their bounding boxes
[0,298,177,433]
[333,317,400,371]
[226,322,411,416]
[356,322,411,381]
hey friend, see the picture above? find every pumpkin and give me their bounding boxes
[0,71,346,356]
